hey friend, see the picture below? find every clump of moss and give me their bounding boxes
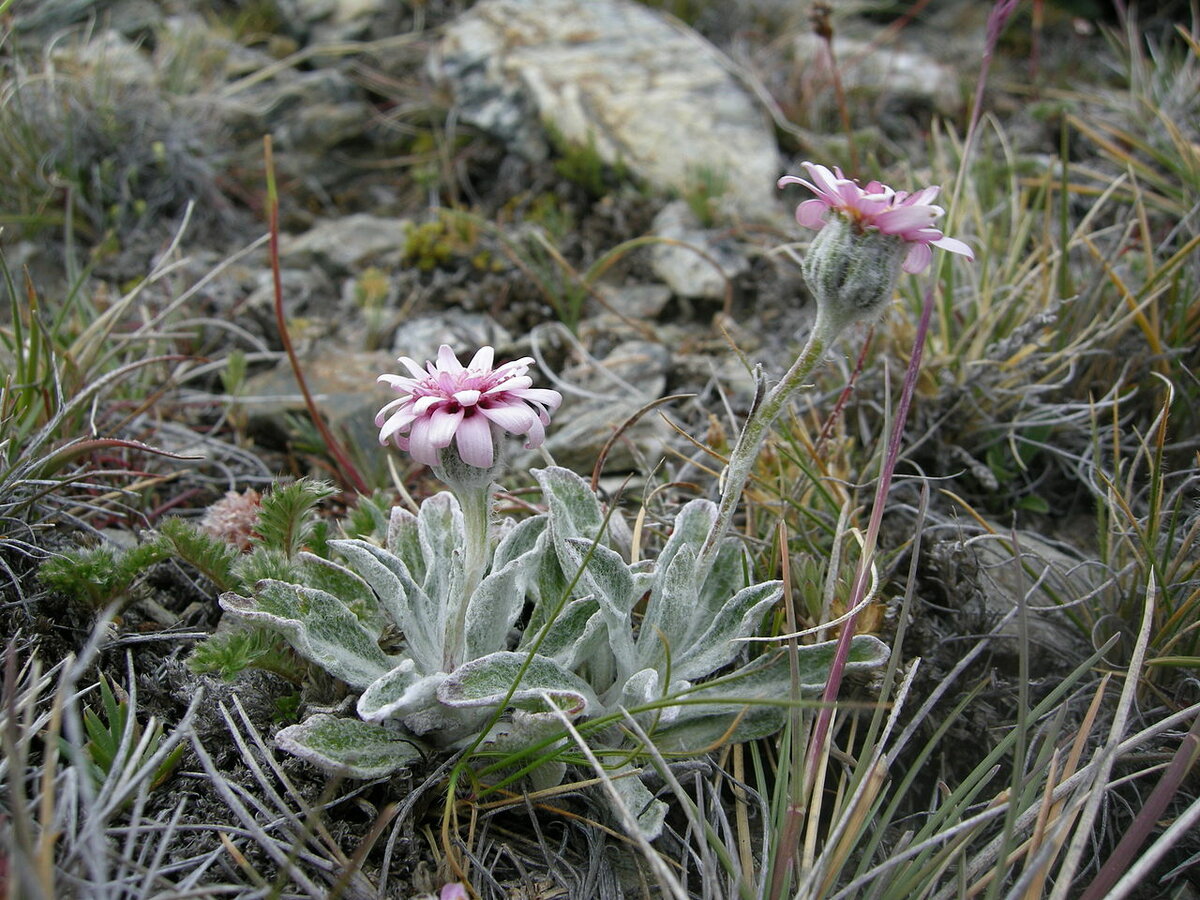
[546,124,631,200]
[402,211,505,273]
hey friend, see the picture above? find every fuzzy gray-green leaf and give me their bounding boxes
[696,540,748,630]
[522,596,604,670]
[330,539,442,674]
[464,542,538,659]
[672,580,782,680]
[608,766,668,840]
[675,634,889,713]
[439,651,598,717]
[219,580,391,689]
[357,659,444,723]
[651,706,787,753]
[297,551,379,624]
[535,466,606,544]
[637,542,698,669]
[491,514,547,573]
[386,506,424,580]
[562,538,637,677]
[275,714,423,779]
[418,492,464,612]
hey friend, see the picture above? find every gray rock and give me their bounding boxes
[278,0,405,43]
[282,214,411,274]
[242,266,336,322]
[543,340,672,473]
[221,68,372,152]
[389,313,516,365]
[561,340,670,399]
[50,28,156,84]
[790,32,960,116]
[432,0,781,215]
[928,526,1102,667]
[596,284,673,321]
[158,15,278,84]
[649,201,750,300]
[243,346,399,452]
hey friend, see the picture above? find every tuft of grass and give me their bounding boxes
[0,36,228,264]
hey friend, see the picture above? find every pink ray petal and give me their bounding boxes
[932,235,975,259]
[902,241,934,274]
[454,413,494,468]
[427,407,464,449]
[480,403,536,433]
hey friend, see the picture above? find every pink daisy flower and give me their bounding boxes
[778,162,974,275]
[376,345,562,469]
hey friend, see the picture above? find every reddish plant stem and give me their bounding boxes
[263,136,369,496]
[816,326,873,455]
[1079,712,1200,900]
[802,287,933,871]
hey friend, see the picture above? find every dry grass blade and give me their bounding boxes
[546,697,687,900]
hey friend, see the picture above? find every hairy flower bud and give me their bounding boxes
[800,214,907,334]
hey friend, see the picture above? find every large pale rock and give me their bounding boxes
[926,525,1101,672]
[278,0,406,43]
[432,0,781,215]
[389,313,515,363]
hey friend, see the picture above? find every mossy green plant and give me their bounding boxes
[39,540,169,610]
[546,124,630,200]
[402,212,503,274]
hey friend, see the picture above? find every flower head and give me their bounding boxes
[199,488,261,552]
[376,345,562,469]
[778,162,974,275]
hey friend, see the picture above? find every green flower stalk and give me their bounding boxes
[698,162,974,579]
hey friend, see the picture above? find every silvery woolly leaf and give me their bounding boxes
[672,580,782,681]
[357,659,445,723]
[330,539,442,674]
[618,667,690,728]
[386,506,424,581]
[534,466,606,545]
[526,534,570,636]
[477,708,572,756]
[561,538,637,678]
[649,634,887,752]
[438,651,598,718]
[636,542,697,669]
[275,713,423,779]
[417,492,464,621]
[520,596,604,671]
[654,499,717,583]
[491,514,547,573]
[665,635,890,729]
[296,551,379,624]
[650,706,787,753]
[219,580,391,689]
[463,538,539,660]
[696,540,748,630]
[607,765,667,840]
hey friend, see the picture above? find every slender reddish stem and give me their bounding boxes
[802,287,934,830]
[263,136,369,495]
